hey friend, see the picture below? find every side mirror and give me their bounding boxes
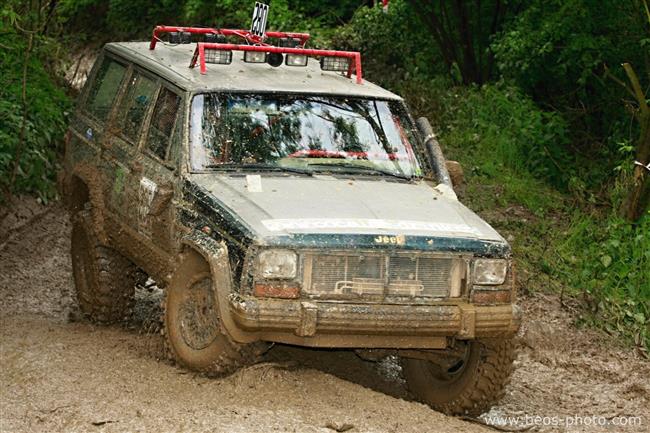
[445,160,464,188]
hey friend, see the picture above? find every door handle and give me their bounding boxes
[131,160,143,175]
[148,183,173,216]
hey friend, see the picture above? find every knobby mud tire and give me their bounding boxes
[401,338,516,416]
[70,208,143,324]
[162,251,266,376]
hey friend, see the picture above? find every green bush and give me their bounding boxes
[491,0,648,187]
[396,78,571,209]
[59,0,320,41]
[0,30,70,203]
[555,212,650,351]
[331,0,442,85]
[439,83,570,182]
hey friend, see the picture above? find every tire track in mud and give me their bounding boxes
[1,199,648,433]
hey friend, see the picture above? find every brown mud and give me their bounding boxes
[1,197,648,433]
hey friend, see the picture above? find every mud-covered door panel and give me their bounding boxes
[106,69,159,227]
[137,86,183,252]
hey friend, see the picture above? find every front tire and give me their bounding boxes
[163,251,264,376]
[70,208,143,324]
[401,338,516,416]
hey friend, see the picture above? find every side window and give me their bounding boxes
[118,71,158,143]
[167,111,183,165]
[147,87,181,160]
[85,58,127,122]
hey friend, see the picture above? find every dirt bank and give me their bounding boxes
[1,198,648,432]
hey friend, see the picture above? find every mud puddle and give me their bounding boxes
[1,198,648,432]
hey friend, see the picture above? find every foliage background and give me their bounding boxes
[1,0,648,351]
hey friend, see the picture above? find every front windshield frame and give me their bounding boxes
[187,92,431,179]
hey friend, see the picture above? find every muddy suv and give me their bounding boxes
[62,25,520,415]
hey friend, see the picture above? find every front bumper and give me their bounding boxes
[228,294,521,348]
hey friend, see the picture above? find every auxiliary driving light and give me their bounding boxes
[170,31,191,44]
[204,33,226,43]
[244,51,267,63]
[320,56,350,72]
[285,54,308,67]
[204,48,232,65]
[279,37,301,48]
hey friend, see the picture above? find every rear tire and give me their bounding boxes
[70,208,143,324]
[401,338,516,416]
[163,250,265,376]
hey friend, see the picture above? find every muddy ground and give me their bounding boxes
[1,198,649,433]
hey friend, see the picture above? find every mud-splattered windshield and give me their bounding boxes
[189,94,422,178]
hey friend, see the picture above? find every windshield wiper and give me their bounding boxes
[204,163,313,176]
[304,163,412,181]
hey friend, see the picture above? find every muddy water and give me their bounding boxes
[1,198,649,432]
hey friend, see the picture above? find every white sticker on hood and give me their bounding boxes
[246,174,263,193]
[261,218,481,235]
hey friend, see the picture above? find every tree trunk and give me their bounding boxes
[405,0,508,84]
[453,0,479,84]
[620,63,650,221]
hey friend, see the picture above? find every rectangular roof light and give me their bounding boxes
[320,56,350,72]
[285,54,308,67]
[204,48,232,65]
[244,51,267,63]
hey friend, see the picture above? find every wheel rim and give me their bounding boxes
[424,342,472,385]
[178,277,220,350]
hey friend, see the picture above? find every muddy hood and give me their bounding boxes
[188,174,506,251]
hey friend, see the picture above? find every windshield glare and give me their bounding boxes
[190,94,423,178]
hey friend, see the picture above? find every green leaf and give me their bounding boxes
[600,255,612,268]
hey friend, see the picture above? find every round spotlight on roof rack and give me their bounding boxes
[267,52,284,67]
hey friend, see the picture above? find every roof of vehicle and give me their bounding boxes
[105,42,402,100]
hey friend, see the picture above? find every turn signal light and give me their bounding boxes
[254,284,300,299]
[470,288,511,304]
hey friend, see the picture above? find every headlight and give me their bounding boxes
[473,259,508,285]
[257,249,297,279]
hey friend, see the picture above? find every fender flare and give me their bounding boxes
[179,231,257,344]
[67,163,109,244]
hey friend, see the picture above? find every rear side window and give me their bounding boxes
[118,71,158,143]
[85,58,127,122]
[147,87,181,160]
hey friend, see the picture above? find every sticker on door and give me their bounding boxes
[138,177,157,236]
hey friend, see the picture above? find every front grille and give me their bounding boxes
[305,253,465,298]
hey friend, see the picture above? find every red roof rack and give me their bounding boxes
[149,25,310,50]
[149,25,363,84]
